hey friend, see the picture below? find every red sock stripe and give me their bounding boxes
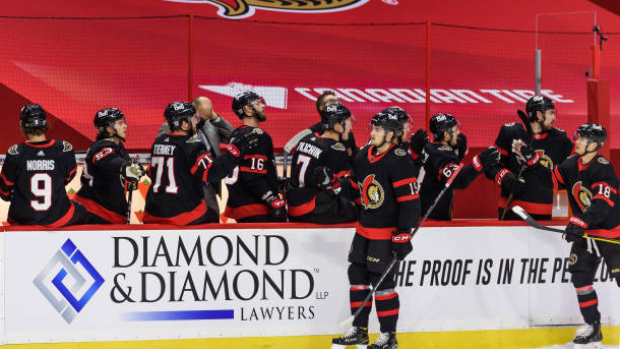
[575,285,593,292]
[579,299,599,308]
[350,301,372,308]
[375,292,397,301]
[377,309,399,317]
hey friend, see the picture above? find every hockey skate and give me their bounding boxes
[368,332,398,349]
[331,326,369,349]
[573,321,602,349]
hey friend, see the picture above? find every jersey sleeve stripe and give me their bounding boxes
[495,145,508,156]
[593,194,615,207]
[190,154,212,175]
[0,187,10,198]
[553,166,564,185]
[392,177,417,188]
[239,166,267,174]
[591,182,617,194]
[92,147,114,164]
[397,194,419,202]
[349,178,359,190]
[0,171,15,186]
[334,170,350,179]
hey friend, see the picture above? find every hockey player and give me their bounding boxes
[530,123,619,348]
[75,108,145,224]
[416,113,500,220]
[488,95,573,220]
[223,91,286,223]
[287,104,358,223]
[143,102,257,225]
[332,111,420,349]
[0,104,86,226]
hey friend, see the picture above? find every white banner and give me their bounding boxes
[3,226,619,343]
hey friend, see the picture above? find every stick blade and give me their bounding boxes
[338,315,354,332]
[511,205,528,220]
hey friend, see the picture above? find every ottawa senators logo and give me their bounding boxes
[161,0,369,19]
[359,174,384,209]
[571,181,593,213]
[535,149,554,169]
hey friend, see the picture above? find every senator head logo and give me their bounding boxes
[33,239,104,324]
[360,174,384,209]
[571,181,593,213]
[158,0,369,19]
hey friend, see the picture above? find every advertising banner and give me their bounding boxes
[3,226,619,343]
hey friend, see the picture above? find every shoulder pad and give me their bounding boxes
[7,144,19,155]
[394,148,407,157]
[62,141,73,152]
[186,136,202,143]
[438,145,453,152]
[597,157,610,165]
[331,142,346,152]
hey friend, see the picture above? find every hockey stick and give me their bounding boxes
[500,109,533,220]
[511,205,620,245]
[126,185,134,224]
[338,163,464,331]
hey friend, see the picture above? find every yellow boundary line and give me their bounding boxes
[6,327,619,349]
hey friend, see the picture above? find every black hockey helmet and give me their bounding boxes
[574,123,607,149]
[94,108,126,132]
[321,104,351,130]
[370,110,404,136]
[526,95,554,122]
[232,91,263,119]
[20,104,47,129]
[429,113,458,140]
[382,106,411,124]
[164,102,195,130]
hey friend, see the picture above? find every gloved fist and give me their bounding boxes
[391,229,413,260]
[472,146,500,172]
[263,191,287,221]
[121,162,146,183]
[512,139,539,166]
[409,129,429,159]
[314,166,336,190]
[227,127,260,158]
[563,217,587,243]
[455,133,468,161]
[496,169,526,196]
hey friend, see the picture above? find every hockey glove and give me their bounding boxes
[227,127,260,159]
[472,146,500,172]
[455,133,468,161]
[263,191,287,221]
[409,129,429,160]
[496,169,526,196]
[563,217,587,243]
[391,229,413,260]
[512,139,539,166]
[121,162,146,183]
[314,166,337,190]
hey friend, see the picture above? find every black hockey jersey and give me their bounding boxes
[553,155,620,237]
[0,140,78,227]
[491,123,573,215]
[309,122,358,160]
[420,142,482,221]
[75,139,131,224]
[144,133,237,225]
[224,126,279,220]
[349,144,421,240]
[287,132,351,216]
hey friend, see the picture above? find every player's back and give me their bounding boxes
[2,140,76,226]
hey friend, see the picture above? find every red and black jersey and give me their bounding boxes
[309,122,358,160]
[553,155,620,234]
[349,144,421,240]
[287,132,351,216]
[491,123,573,215]
[75,139,131,224]
[224,126,279,220]
[420,142,482,221]
[144,133,237,225]
[0,140,78,227]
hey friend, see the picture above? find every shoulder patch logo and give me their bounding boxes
[331,142,346,152]
[187,136,201,143]
[598,157,609,165]
[394,148,407,156]
[253,127,264,135]
[359,175,384,210]
[62,141,73,152]
[8,144,19,155]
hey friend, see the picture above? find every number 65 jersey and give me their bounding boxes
[0,140,78,226]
